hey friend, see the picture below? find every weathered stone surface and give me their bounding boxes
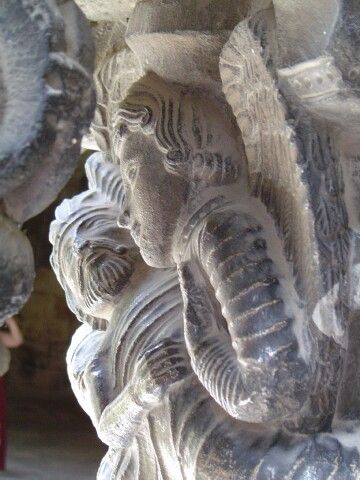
[125,0,248,92]
[74,0,136,23]
[51,1,360,478]
[0,0,95,223]
[0,0,95,323]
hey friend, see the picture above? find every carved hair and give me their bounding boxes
[50,154,124,278]
[114,73,243,186]
[49,153,127,329]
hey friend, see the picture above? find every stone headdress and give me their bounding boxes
[49,152,125,328]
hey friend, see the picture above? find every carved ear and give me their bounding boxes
[49,152,124,254]
[85,152,125,206]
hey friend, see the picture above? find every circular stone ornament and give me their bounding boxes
[0,0,96,223]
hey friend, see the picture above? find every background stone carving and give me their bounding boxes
[74,0,136,24]
[0,0,95,323]
[0,216,34,323]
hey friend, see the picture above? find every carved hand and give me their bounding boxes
[272,0,341,67]
[97,383,144,448]
[97,339,191,450]
[131,339,191,410]
[66,326,109,426]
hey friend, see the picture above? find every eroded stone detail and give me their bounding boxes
[51,152,359,478]
[0,0,95,223]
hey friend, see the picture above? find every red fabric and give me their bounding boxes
[0,376,7,470]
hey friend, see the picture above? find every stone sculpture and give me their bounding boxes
[50,152,359,478]
[50,0,360,478]
[220,0,360,427]
[50,153,189,478]
[114,72,360,477]
[0,0,95,323]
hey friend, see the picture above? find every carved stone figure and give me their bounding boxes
[115,72,316,425]
[51,153,360,478]
[50,153,189,478]
[0,0,95,322]
[220,0,360,426]
[48,0,360,478]
[111,6,360,472]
